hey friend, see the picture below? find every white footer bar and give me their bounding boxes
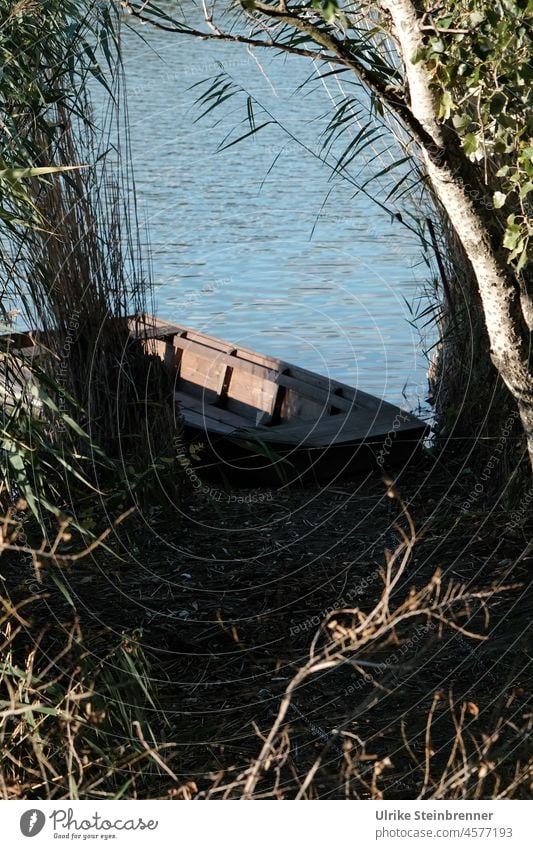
[2,800,531,848]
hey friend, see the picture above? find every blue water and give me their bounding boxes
[113,10,432,410]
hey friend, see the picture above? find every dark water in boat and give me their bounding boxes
[109,9,433,411]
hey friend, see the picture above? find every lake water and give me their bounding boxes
[115,9,432,411]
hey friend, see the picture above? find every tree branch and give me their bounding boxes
[118,1,353,67]
[247,0,447,161]
[118,0,445,163]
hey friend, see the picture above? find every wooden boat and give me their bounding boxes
[137,315,428,484]
[1,316,429,483]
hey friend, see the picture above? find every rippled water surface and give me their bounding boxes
[115,11,431,409]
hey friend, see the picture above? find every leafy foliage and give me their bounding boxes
[419,0,533,271]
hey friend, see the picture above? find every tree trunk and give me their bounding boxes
[382,0,533,469]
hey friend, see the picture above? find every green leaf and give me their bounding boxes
[430,38,445,54]
[0,703,66,718]
[508,239,525,262]
[61,413,92,439]
[516,245,529,273]
[0,165,85,180]
[489,91,507,115]
[462,133,478,157]
[51,574,76,609]
[8,452,25,471]
[439,91,453,121]
[452,113,470,131]
[470,11,485,26]
[493,191,507,208]
[312,0,339,22]
[503,215,522,251]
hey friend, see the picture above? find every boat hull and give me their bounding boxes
[181,421,427,486]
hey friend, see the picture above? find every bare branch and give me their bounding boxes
[117,1,350,66]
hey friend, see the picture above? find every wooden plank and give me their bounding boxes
[279,388,325,422]
[179,329,237,355]
[279,364,389,412]
[134,319,284,379]
[180,405,426,451]
[0,332,36,350]
[171,339,391,420]
[146,337,181,372]
[259,408,427,447]
[130,314,185,339]
[279,366,424,425]
[178,405,237,437]
[173,337,424,439]
[137,321,371,418]
[178,348,227,402]
[173,337,281,419]
[225,368,278,418]
[232,345,284,371]
[178,384,425,448]
[165,335,365,418]
[277,372,358,414]
[266,359,393,413]
[175,390,254,430]
[134,315,285,367]
[173,336,277,379]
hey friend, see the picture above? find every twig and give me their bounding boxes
[133,720,179,782]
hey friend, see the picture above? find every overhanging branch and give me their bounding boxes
[246,0,446,161]
[118,0,444,163]
[118,1,355,67]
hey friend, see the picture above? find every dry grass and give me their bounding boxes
[1,463,531,800]
[0,511,177,799]
[192,480,532,799]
